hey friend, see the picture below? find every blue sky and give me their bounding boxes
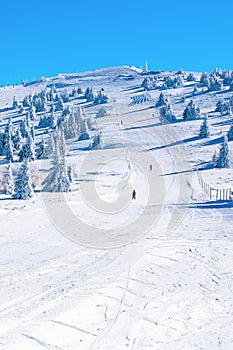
[1,0,233,85]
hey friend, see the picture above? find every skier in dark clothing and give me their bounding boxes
[132,189,136,200]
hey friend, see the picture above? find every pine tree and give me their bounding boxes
[12,97,18,109]
[159,103,176,124]
[155,92,169,107]
[5,134,14,162]
[183,100,200,120]
[20,118,29,138]
[67,165,74,183]
[18,134,35,162]
[227,124,233,141]
[55,95,64,111]
[58,125,66,157]
[199,116,209,138]
[29,105,36,120]
[187,73,195,81]
[3,163,14,195]
[36,137,47,159]
[13,160,34,199]
[84,87,95,102]
[58,155,71,192]
[18,104,25,114]
[93,90,109,104]
[215,135,230,168]
[4,118,14,161]
[44,132,55,158]
[78,116,89,140]
[91,132,103,149]
[42,135,60,192]
[42,138,70,192]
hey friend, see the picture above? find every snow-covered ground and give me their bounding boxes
[0,66,233,349]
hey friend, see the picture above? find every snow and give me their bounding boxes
[0,66,233,349]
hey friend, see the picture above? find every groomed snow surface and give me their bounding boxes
[0,66,233,349]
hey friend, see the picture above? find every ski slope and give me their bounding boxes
[0,66,233,349]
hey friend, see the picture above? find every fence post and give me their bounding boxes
[216,189,219,201]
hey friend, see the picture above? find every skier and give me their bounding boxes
[149,164,152,171]
[132,189,136,200]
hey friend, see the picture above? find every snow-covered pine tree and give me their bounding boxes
[5,134,14,162]
[55,95,64,111]
[155,92,169,107]
[3,118,14,161]
[183,100,200,120]
[42,136,70,192]
[61,89,70,103]
[42,135,60,192]
[77,86,83,94]
[94,90,109,105]
[84,87,95,102]
[192,85,198,95]
[12,127,23,151]
[22,95,31,108]
[13,160,34,199]
[18,104,25,114]
[75,105,83,124]
[227,124,233,141]
[18,134,35,162]
[159,103,176,124]
[216,100,230,114]
[12,97,18,109]
[199,116,209,138]
[215,135,230,168]
[3,163,14,195]
[20,118,28,138]
[187,73,195,81]
[91,132,103,149]
[57,155,71,192]
[200,72,210,87]
[29,105,36,120]
[70,87,77,98]
[58,125,66,157]
[208,75,223,91]
[36,137,47,159]
[78,115,89,140]
[67,165,74,183]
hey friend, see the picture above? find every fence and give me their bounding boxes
[128,92,152,106]
[196,170,232,201]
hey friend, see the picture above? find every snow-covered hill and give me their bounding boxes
[0,66,232,349]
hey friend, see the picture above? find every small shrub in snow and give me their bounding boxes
[96,106,107,118]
